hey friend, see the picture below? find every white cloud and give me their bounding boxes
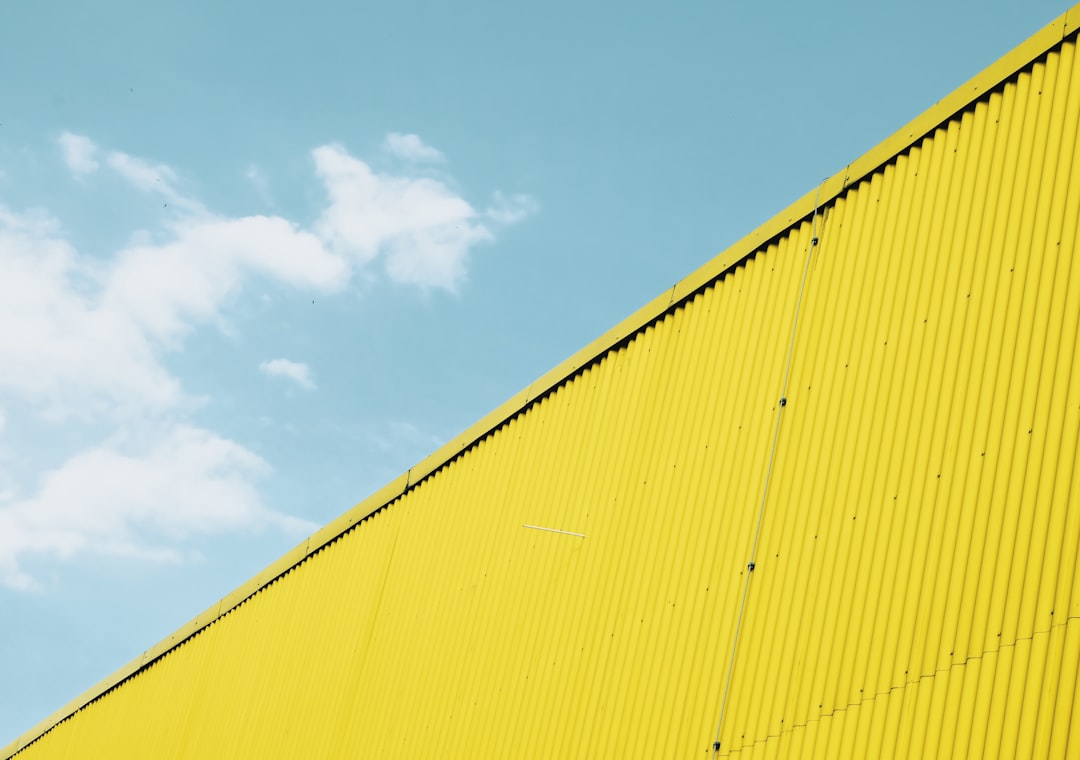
[0,210,182,419]
[0,425,316,591]
[260,359,315,390]
[0,206,347,419]
[486,191,539,226]
[382,132,444,163]
[105,215,349,343]
[105,150,206,216]
[58,132,99,176]
[314,143,491,291]
[380,420,444,453]
[0,132,532,590]
[246,164,273,206]
[57,132,204,214]
[105,150,177,193]
[0,199,339,586]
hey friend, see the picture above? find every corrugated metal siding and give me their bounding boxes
[8,14,1080,760]
[713,37,1080,756]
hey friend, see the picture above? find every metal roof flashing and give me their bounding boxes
[5,3,1080,757]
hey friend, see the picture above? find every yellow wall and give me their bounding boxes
[8,8,1080,759]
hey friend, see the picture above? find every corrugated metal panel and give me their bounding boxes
[7,7,1080,759]
[716,36,1080,755]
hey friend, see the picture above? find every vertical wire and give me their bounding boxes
[710,180,827,756]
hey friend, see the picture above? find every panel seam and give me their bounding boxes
[716,613,1080,756]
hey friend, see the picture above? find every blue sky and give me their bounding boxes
[0,0,1070,744]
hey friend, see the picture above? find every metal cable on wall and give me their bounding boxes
[710,180,828,756]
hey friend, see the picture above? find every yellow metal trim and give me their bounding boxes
[5,4,1079,756]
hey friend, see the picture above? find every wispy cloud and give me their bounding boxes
[105,150,206,215]
[245,164,274,207]
[59,133,206,214]
[381,132,444,163]
[105,151,177,193]
[260,359,316,390]
[58,132,99,176]
[486,191,539,226]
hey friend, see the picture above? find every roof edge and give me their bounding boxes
[5,4,1078,756]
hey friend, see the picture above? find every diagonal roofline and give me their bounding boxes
[6,4,1080,756]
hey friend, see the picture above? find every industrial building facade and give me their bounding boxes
[6,6,1080,758]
